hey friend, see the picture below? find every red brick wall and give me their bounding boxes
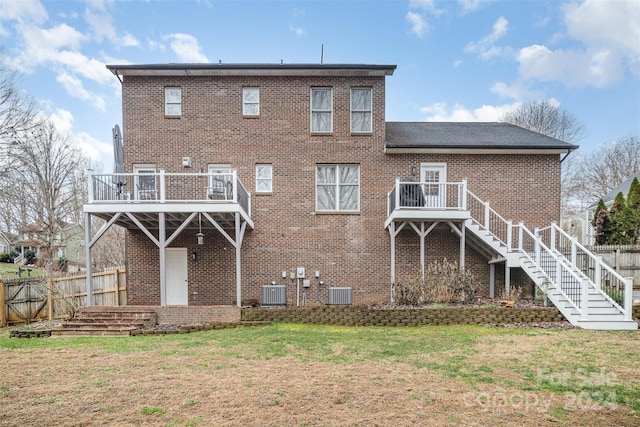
[121,73,561,306]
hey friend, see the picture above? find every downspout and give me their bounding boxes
[560,148,574,163]
[113,68,123,85]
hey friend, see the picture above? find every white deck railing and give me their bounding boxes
[387,180,467,215]
[87,170,251,216]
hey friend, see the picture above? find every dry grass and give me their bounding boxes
[0,324,638,426]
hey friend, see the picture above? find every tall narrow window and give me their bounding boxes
[133,164,157,200]
[165,87,181,116]
[316,164,360,212]
[351,88,372,133]
[311,88,333,133]
[256,164,272,193]
[207,164,232,200]
[243,88,260,116]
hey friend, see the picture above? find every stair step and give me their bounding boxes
[52,328,135,337]
[63,321,145,329]
[60,306,159,336]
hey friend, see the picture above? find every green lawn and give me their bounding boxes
[0,262,42,279]
[0,324,638,426]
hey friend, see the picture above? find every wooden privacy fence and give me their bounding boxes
[0,268,126,326]
[586,245,640,288]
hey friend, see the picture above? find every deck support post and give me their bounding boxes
[389,222,396,289]
[489,264,495,298]
[84,212,93,306]
[235,213,243,308]
[505,265,511,294]
[159,212,167,306]
[459,221,466,269]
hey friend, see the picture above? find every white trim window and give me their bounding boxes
[165,87,182,116]
[316,164,360,212]
[351,88,372,133]
[255,164,272,193]
[133,164,157,200]
[311,88,333,133]
[243,87,260,116]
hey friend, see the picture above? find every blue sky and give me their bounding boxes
[0,0,638,172]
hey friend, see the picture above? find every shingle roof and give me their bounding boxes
[385,122,579,151]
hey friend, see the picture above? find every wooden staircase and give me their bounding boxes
[52,306,157,336]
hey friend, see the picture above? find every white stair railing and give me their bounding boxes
[464,190,634,325]
[536,222,633,321]
[467,190,513,249]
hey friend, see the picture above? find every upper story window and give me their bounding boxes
[351,88,372,133]
[255,164,272,193]
[165,87,182,117]
[243,88,260,116]
[311,88,333,133]
[316,164,360,213]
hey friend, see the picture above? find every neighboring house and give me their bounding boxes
[83,63,635,330]
[15,221,84,267]
[563,172,640,245]
[58,223,85,268]
[0,230,16,255]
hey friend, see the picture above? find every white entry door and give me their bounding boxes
[421,163,447,208]
[166,248,188,305]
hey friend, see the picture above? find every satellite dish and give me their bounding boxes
[112,124,125,188]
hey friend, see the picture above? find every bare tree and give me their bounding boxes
[501,100,586,143]
[575,135,640,204]
[10,122,85,274]
[0,48,42,174]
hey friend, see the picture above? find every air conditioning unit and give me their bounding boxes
[328,287,352,305]
[262,285,286,306]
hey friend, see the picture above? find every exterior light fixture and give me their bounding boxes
[197,213,204,245]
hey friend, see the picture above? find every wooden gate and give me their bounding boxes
[1,278,48,325]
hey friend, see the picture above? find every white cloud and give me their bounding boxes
[118,32,139,48]
[406,11,428,38]
[289,25,305,36]
[147,38,166,52]
[56,72,106,111]
[420,101,521,122]
[406,0,444,39]
[0,0,48,25]
[409,0,440,14]
[563,0,640,76]
[163,33,209,63]
[84,7,116,42]
[45,107,111,164]
[517,44,623,88]
[464,16,508,60]
[458,0,492,14]
[513,0,640,89]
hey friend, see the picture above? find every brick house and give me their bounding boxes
[83,63,636,329]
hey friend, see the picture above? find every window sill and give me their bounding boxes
[310,132,333,136]
[255,192,272,196]
[164,115,181,119]
[243,115,260,119]
[315,211,360,215]
[351,132,373,136]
